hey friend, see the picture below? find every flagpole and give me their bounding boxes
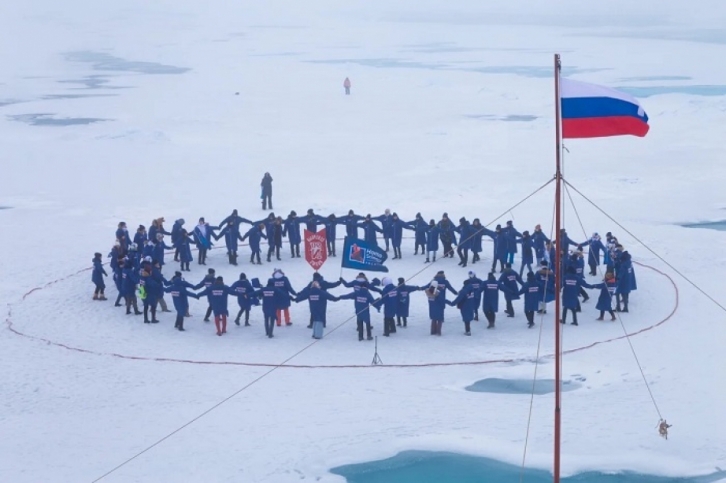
[553,52,563,483]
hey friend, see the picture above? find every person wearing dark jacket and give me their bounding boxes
[230,273,255,326]
[489,225,508,273]
[241,223,267,264]
[171,219,185,261]
[272,268,297,326]
[437,213,456,258]
[498,264,523,317]
[302,209,324,233]
[378,277,399,336]
[295,282,339,339]
[448,280,477,335]
[425,220,440,263]
[482,272,507,329]
[175,229,195,271]
[338,210,364,239]
[266,217,284,262]
[92,253,107,300]
[582,272,617,321]
[214,221,243,265]
[339,286,379,341]
[389,213,410,260]
[532,224,550,265]
[396,277,421,327]
[283,211,302,258]
[324,214,338,256]
[121,262,142,315]
[165,272,200,331]
[518,272,542,328]
[560,267,584,326]
[305,272,342,328]
[197,277,234,336]
[408,213,428,256]
[194,268,217,322]
[254,279,290,338]
[261,172,273,210]
[193,217,217,266]
[471,219,494,264]
[503,220,522,265]
[373,209,394,252]
[518,230,535,277]
[357,215,383,246]
[138,267,162,324]
[455,217,473,267]
[579,233,607,276]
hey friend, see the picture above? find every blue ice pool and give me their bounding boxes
[682,221,726,231]
[330,451,725,483]
[465,378,581,395]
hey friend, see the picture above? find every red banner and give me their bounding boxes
[304,228,328,271]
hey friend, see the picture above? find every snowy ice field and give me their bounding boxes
[2,1,726,481]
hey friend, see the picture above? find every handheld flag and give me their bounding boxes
[304,228,328,271]
[341,237,389,273]
[560,78,649,139]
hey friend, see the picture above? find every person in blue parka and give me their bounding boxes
[230,273,255,326]
[579,233,606,276]
[174,229,195,271]
[518,271,542,328]
[197,276,234,336]
[340,273,383,295]
[121,262,142,315]
[133,226,148,257]
[193,217,217,266]
[395,277,421,328]
[295,281,339,339]
[272,268,297,326]
[171,219,185,262]
[448,279,477,335]
[389,213,411,260]
[164,272,200,331]
[373,209,394,252]
[116,222,130,255]
[582,272,617,321]
[518,230,535,277]
[561,266,584,326]
[338,210,364,240]
[92,252,107,300]
[283,211,302,258]
[466,271,484,321]
[470,219,493,264]
[138,266,162,324]
[614,251,635,312]
[425,271,458,335]
[261,172,273,210]
[498,264,523,317]
[219,210,252,240]
[502,220,522,265]
[302,208,324,234]
[254,279,291,338]
[265,216,284,263]
[424,219,441,263]
[111,259,124,306]
[152,233,172,268]
[358,214,383,247]
[536,261,556,313]
[323,214,339,257]
[482,272,508,329]
[407,213,428,256]
[489,225,508,273]
[378,277,400,336]
[304,272,342,327]
[532,224,550,265]
[339,285,379,341]
[214,220,244,266]
[437,213,457,259]
[455,217,474,267]
[193,268,217,322]
[241,223,267,264]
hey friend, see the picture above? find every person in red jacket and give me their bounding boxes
[343,77,351,95]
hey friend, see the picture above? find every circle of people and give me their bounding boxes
[91,206,638,340]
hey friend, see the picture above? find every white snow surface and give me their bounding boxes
[2,1,726,481]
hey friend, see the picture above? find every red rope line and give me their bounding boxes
[5,261,677,369]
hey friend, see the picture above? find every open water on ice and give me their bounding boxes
[330,451,726,483]
[681,221,726,231]
[464,377,582,395]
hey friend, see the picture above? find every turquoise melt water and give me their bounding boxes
[465,378,582,395]
[682,221,726,231]
[330,451,725,483]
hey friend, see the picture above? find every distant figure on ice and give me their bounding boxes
[92,252,108,300]
[261,172,273,210]
[343,77,351,95]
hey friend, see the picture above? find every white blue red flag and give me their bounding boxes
[560,78,649,139]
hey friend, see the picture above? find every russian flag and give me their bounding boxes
[560,78,649,139]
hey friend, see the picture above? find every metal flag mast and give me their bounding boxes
[553,52,563,483]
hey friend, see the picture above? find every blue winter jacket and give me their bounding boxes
[358,220,383,245]
[396,284,420,317]
[518,280,543,312]
[272,275,297,309]
[532,230,550,259]
[582,279,616,312]
[283,215,302,246]
[374,214,394,238]
[449,283,477,323]
[175,236,194,263]
[92,259,107,285]
[241,226,266,252]
[561,272,583,310]
[230,279,254,310]
[482,277,505,312]
[408,218,428,246]
[255,285,289,317]
[455,221,474,250]
[338,214,364,239]
[378,283,399,318]
[193,224,216,250]
[171,220,185,245]
[198,282,233,316]
[165,279,198,314]
[339,288,378,323]
[425,225,440,251]
[519,236,534,265]
[498,269,523,301]
[296,286,337,323]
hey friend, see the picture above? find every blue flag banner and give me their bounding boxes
[341,237,389,273]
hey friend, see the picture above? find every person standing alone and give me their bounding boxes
[261,172,273,210]
[343,77,351,95]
